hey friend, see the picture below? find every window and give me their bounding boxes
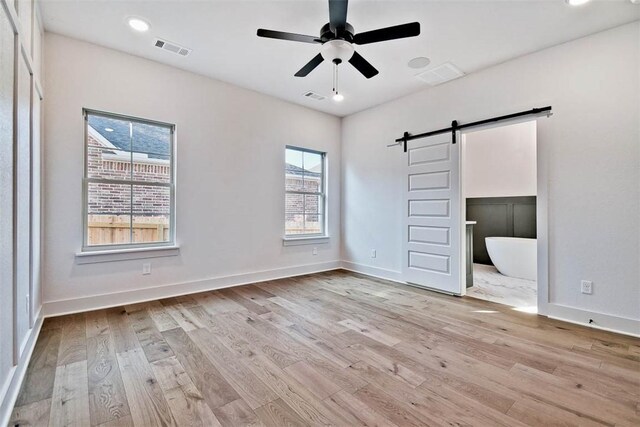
[285,146,326,237]
[83,109,175,250]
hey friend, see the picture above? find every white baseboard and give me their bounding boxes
[43,260,342,317]
[547,303,640,338]
[0,313,44,427]
[340,261,405,284]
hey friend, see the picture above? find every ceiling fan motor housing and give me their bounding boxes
[321,39,355,63]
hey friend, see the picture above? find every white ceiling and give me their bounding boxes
[40,0,639,117]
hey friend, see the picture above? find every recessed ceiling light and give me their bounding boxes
[630,0,640,4]
[408,57,431,69]
[332,93,344,102]
[128,17,150,32]
[565,0,590,5]
[104,128,114,132]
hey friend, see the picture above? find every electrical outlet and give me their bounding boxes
[143,263,151,275]
[581,280,593,295]
[312,247,318,256]
[371,249,377,258]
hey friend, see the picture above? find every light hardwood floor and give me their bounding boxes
[10,270,640,426]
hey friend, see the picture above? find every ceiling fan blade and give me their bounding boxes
[353,22,420,45]
[295,53,325,77]
[328,0,348,34]
[257,29,321,44]
[349,51,378,79]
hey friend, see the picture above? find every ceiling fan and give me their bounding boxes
[256,0,420,81]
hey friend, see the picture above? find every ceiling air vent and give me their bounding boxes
[416,62,465,86]
[303,91,326,101]
[154,38,192,57]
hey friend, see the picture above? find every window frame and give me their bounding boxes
[81,108,176,252]
[284,145,327,238]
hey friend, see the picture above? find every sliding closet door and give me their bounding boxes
[15,49,32,357]
[0,6,15,391]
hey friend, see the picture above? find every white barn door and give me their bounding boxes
[402,132,462,295]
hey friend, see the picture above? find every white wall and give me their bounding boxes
[342,22,639,333]
[43,33,341,313]
[463,120,537,198]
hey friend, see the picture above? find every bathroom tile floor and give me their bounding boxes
[467,263,537,312]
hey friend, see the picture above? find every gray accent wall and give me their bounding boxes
[466,196,536,265]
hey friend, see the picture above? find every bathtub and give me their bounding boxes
[485,237,537,281]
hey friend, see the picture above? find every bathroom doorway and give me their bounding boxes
[461,120,539,313]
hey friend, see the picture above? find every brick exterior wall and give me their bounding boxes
[285,174,322,234]
[87,134,171,216]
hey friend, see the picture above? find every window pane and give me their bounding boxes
[87,146,132,181]
[304,214,323,235]
[303,151,322,174]
[285,148,304,191]
[285,193,304,214]
[133,185,171,243]
[87,182,132,246]
[304,194,322,214]
[133,122,171,156]
[132,154,171,184]
[132,122,172,183]
[87,115,131,150]
[285,213,305,235]
[302,173,321,193]
[285,171,304,192]
[285,148,303,169]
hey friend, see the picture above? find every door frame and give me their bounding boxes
[459,118,549,315]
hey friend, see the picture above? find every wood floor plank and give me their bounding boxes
[96,414,134,427]
[324,390,400,427]
[86,309,110,339]
[150,356,222,427]
[87,330,131,425]
[127,308,174,362]
[254,398,309,427]
[352,384,427,427]
[49,360,91,427]
[283,361,341,399]
[223,288,271,315]
[162,327,241,409]
[106,307,141,353]
[116,348,176,426]
[243,353,345,426]
[146,300,180,332]
[338,318,402,347]
[15,327,62,406]
[188,327,279,409]
[57,313,87,366]
[9,398,52,427]
[11,270,640,426]
[212,398,263,427]
[160,298,206,331]
[507,397,611,427]
[231,311,368,393]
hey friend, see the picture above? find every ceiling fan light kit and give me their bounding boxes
[257,0,420,100]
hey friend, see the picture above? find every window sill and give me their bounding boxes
[75,245,180,264]
[282,236,330,246]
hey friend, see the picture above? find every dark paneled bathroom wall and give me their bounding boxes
[466,196,536,265]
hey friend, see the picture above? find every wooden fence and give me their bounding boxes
[88,215,169,245]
